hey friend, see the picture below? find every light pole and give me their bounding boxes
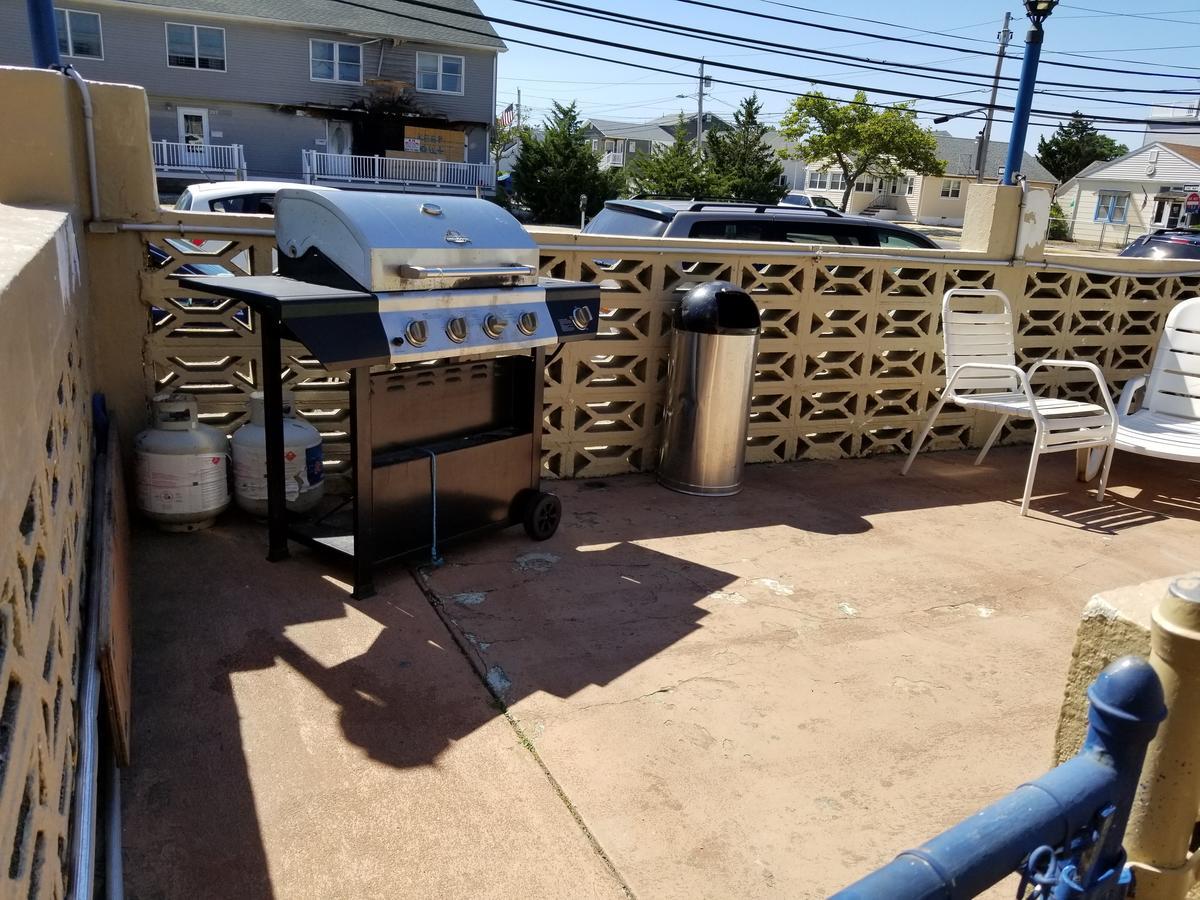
[1002,0,1057,185]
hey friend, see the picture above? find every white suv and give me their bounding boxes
[172,181,335,214]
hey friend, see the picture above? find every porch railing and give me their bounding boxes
[832,656,1165,899]
[599,150,626,170]
[152,141,246,179]
[301,150,495,192]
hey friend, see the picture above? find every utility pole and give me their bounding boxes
[697,58,706,149]
[975,11,1012,183]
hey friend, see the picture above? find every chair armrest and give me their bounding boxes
[1117,374,1148,416]
[1026,358,1117,420]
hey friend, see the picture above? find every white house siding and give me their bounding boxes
[1101,145,1199,183]
[1066,179,1158,249]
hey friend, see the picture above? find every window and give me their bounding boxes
[940,179,962,198]
[416,52,464,94]
[828,172,846,191]
[779,227,863,246]
[688,221,768,242]
[55,8,102,58]
[879,231,933,249]
[166,23,225,70]
[310,40,361,83]
[1094,191,1130,224]
[808,170,829,190]
[905,176,915,196]
[854,177,874,193]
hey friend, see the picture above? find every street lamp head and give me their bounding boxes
[1024,0,1057,25]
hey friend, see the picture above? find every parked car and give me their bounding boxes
[582,199,939,249]
[780,191,840,211]
[172,180,318,214]
[1119,229,1200,260]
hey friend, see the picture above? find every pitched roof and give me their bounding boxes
[1163,142,1200,166]
[932,131,1056,183]
[586,118,676,142]
[112,0,504,50]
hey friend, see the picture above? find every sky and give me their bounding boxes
[477,0,1200,155]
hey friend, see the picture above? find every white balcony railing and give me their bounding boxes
[153,141,246,180]
[599,151,626,170]
[302,150,496,192]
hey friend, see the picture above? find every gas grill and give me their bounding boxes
[180,188,600,598]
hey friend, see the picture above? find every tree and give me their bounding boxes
[1037,113,1128,183]
[491,116,520,172]
[704,95,787,204]
[778,91,945,211]
[512,101,623,225]
[626,116,717,199]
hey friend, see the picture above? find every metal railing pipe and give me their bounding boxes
[26,0,60,68]
[1125,577,1200,899]
[832,656,1165,899]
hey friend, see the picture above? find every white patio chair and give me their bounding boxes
[901,288,1117,516]
[1078,296,1200,475]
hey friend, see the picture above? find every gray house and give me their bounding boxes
[0,0,504,195]
[584,112,728,171]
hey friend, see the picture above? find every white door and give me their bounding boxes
[177,107,210,167]
[326,120,353,177]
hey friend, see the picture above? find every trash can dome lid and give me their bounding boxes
[674,280,761,335]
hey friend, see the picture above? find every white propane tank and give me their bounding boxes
[231,391,325,516]
[135,393,230,531]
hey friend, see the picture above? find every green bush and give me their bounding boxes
[1047,201,1071,241]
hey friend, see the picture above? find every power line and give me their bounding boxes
[506,0,1194,110]
[661,0,1200,78]
[315,0,1200,133]
[747,0,1200,71]
[511,0,1200,93]
[1057,3,1200,25]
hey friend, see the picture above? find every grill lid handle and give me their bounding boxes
[397,264,536,279]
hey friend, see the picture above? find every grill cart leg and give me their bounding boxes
[350,367,376,600]
[260,312,289,562]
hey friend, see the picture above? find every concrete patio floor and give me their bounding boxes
[122,446,1200,899]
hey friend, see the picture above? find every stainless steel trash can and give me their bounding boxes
[658,281,761,496]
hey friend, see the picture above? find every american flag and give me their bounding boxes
[498,103,516,128]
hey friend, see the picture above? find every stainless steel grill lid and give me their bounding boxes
[274,188,540,292]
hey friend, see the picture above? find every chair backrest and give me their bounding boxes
[1144,296,1200,421]
[941,289,1021,395]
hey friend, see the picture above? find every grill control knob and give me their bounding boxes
[571,305,594,331]
[517,311,539,336]
[446,316,469,343]
[405,320,428,347]
[483,313,508,340]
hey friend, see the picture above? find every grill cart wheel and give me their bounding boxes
[522,491,562,541]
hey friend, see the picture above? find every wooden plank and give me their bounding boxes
[98,413,133,766]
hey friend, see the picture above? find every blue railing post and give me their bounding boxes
[831,656,1165,899]
[1002,24,1044,185]
[26,0,61,69]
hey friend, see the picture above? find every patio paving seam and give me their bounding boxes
[408,565,639,900]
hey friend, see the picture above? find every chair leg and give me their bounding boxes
[1095,444,1116,502]
[901,396,948,475]
[974,416,1005,466]
[1020,449,1042,517]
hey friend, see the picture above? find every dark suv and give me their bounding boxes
[1119,229,1200,260]
[582,199,940,249]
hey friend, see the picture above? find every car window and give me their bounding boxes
[776,224,865,245]
[585,208,669,238]
[687,220,769,241]
[173,190,194,211]
[210,193,275,214]
[812,197,838,210]
[878,231,932,249]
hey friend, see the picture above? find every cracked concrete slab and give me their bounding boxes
[122,525,628,900]
[423,448,1200,899]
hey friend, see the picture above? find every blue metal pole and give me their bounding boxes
[26,0,61,68]
[831,656,1165,899]
[1002,25,1044,185]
